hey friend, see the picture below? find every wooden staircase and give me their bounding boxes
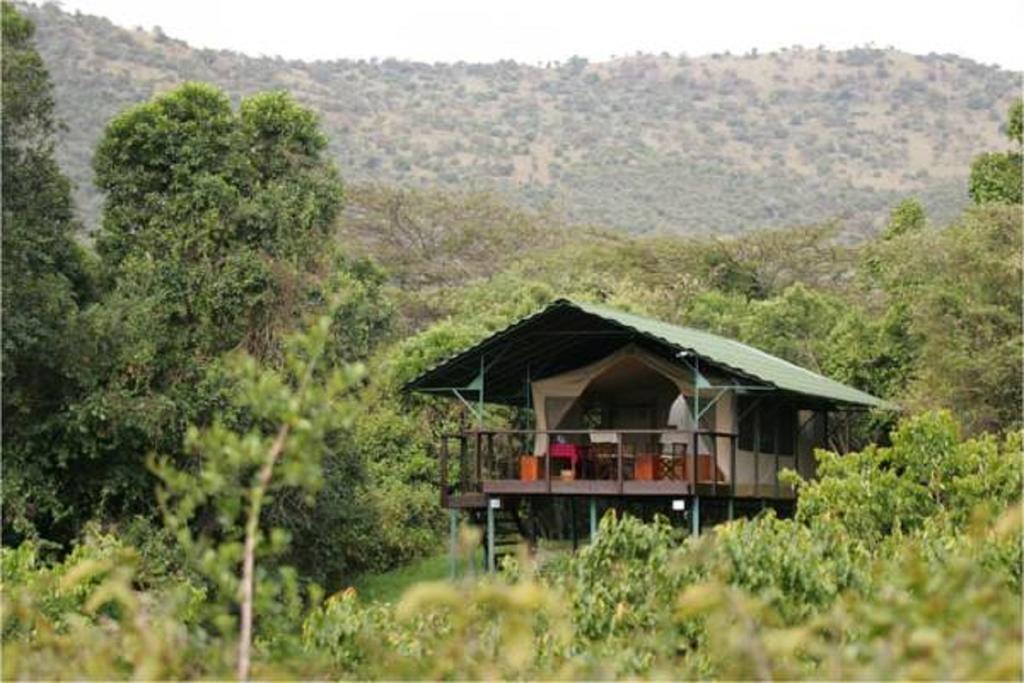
[475,499,532,571]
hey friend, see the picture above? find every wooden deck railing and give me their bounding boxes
[437,428,799,506]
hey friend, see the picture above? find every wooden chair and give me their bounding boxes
[659,437,689,481]
[588,431,619,480]
[588,443,617,480]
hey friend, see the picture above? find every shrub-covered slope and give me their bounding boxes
[19,2,1020,236]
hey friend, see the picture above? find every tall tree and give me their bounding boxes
[5,81,390,546]
[1,2,92,541]
[867,203,1022,434]
[65,83,387,521]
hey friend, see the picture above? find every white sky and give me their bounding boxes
[48,0,1024,70]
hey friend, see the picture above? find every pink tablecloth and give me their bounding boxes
[548,443,582,468]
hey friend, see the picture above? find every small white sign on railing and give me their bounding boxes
[671,499,687,511]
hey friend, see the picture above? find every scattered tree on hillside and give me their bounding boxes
[882,197,926,239]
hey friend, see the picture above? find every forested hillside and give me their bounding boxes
[18,1,1022,236]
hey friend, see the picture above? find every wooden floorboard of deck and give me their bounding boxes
[468,479,797,500]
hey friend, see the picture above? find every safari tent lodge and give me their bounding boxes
[405,299,894,569]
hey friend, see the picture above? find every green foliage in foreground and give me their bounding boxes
[152,309,365,678]
[3,412,1020,679]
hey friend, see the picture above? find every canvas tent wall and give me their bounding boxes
[530,343,717,456]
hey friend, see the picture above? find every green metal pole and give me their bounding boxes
[589,497,598,540]
[478,354,485,429]
[486,499,496,573]
[691,495,701,537]
[449,509,458,579]
[526,364,532,413]
[694,357,700,433]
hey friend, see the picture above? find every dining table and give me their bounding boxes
[548,442,583,473]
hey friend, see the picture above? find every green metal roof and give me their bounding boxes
[571,301,896,410]
[405,298,897,410]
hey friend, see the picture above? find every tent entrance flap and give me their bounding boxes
[531,344,715,454]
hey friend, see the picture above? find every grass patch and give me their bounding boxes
[351,549,481,604]
[350,542,575,604]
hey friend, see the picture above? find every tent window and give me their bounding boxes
[776,408,796,456]
[738,398,796,455]
[758,403,775,453]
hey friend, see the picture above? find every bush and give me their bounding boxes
[795,411,1023,542]
[710,512,868,623]
[1,528,210,679]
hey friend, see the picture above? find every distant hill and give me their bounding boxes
[20,2,1021,236]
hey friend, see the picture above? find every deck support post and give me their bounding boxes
[589,497,598,539]
[449,509,458,579]
[486,498,496,573]
[727,497,734,521]
[691,495,701,537]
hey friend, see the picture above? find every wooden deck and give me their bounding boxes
[440,428,798,509]
[483,479,689,496]
[448,480,795,505]
[448,485,795,509]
